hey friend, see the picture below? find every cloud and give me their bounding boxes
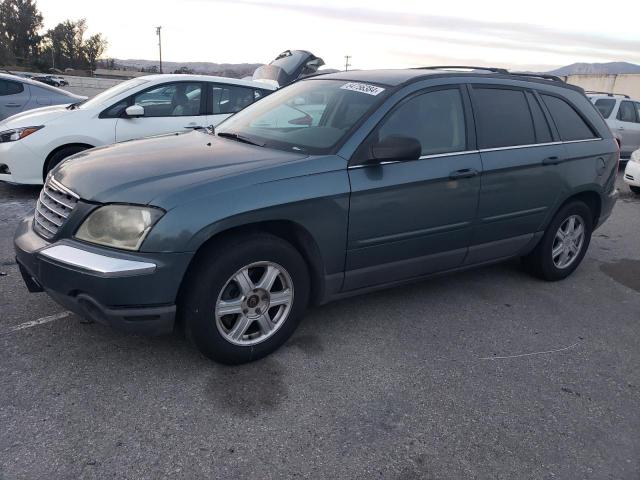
[226,0,640,61]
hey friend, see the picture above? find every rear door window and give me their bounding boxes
[472,87,535,149]
[594,98,616,118]
[210,84,256,114]
[0,79,24,96]
[541,94,597,141]
[617,100,638,123]
[377,88,466,156]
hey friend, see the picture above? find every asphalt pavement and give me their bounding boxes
[1,173,639,479]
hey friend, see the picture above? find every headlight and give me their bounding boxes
[0,126,43,143]
[631,150,640,163]
[75,205,164,251]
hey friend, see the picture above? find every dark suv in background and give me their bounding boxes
[15,66,618,364]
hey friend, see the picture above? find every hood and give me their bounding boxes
[0,104,74,129]
[253,50,324,88]
[54,131,311,206]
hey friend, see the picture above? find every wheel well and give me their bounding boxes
[43,143,94,181]
[563,191,601,226]
[182,221,326,307]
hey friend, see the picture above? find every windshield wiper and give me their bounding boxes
[217,131,265,147]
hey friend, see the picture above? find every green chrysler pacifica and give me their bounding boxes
[15,67,619,364]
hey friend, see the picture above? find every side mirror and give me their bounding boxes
[370,135,421,163]
[125,104,145,118]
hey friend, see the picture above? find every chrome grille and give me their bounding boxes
[33,177,79,240]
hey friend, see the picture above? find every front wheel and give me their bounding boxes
[522,201,593,281]
[180,233,310,364]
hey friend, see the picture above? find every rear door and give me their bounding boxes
[0,78,30,120]
[614,100,640,156]
[345,86,482,290]
[115,81,205,142]
[467,85,565,263]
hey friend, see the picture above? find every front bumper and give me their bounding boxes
[0,140,44,185]
[624,160,640,187]
[14,215,194,335]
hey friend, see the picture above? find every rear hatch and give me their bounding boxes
[252,50,324,88]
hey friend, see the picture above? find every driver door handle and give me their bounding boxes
[449,168,479,179]
[5,103,20,107]
[542,156,562,165]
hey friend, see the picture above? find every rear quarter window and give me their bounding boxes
[594,98,616,118]
[541,94,597,141]
[472,87,535,149]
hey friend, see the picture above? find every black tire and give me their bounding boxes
[630,185,640,195]
[44,146,89,179]
[180,233,310,364]
[522,201,593,281]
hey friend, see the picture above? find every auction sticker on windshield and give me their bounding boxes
[340,82,385,96]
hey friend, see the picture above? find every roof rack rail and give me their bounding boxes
[585,90,630,98]
[508,72,565,83]
[413,66,567,83]
[413,65,509,74]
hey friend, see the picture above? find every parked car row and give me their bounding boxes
[12,65,619,364]
[0,50,327,185]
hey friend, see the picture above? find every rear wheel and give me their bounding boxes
[44,146,89,179]
[180,233,309,364]
[630,185,640,195]
[523,201,593,281]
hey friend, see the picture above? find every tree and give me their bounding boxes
[0,0,43,64]
[83,33,107,71]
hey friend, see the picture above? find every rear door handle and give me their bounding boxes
[5,103,20,107]
[184,125,204,130]
[449,168,479,179]
[542,156,562,165]
[618,127,625,131]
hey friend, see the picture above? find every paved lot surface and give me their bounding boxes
[1,173,639,479]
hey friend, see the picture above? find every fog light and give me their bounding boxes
[0,164,10,174]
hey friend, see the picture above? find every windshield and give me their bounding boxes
[216,79,389,154]
[79,78,149,110]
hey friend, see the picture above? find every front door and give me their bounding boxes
[115,81,205,142]
[345,86,481,291]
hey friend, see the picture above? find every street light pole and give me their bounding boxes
[156,26,163,74]
[344,55,351,72]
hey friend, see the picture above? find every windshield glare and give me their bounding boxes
[216,79,388,154]
[79,78,149,110]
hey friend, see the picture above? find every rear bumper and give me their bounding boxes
[595,187,619,230]
[14,215,193,335]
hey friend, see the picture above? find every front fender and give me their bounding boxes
[142,169,350,276]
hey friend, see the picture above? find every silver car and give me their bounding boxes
[588,92,640,159]
[0,73,86,121]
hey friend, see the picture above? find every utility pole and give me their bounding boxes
[156,26,163,74]
[51,45,55,70]
[344,55,351,71]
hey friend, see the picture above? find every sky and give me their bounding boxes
[36,0,640,71]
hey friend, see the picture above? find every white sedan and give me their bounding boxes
[0,74,275,185]
[624,149,640,195]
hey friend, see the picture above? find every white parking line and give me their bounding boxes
[9,311,71,332]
